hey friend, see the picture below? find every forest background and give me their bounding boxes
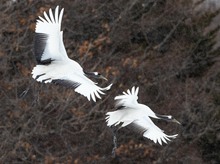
[0,0,220,163]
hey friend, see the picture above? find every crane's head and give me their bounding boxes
[156,114,181,124]
[85,72,108,81]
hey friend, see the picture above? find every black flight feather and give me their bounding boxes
[34,33,52,65]
[52,79,81,89]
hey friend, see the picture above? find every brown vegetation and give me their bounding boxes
[0,0,219,163]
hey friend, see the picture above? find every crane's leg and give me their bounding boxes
[111,127,118,158]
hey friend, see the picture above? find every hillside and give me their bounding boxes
[0,0,219,163]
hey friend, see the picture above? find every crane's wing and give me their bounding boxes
[74,80,112,102]
[106,108,139,127]
[34,6,69,64]
[131,116,178,145]
[32,63,112,102]
[53,75,112,102]
[114,86,139,109]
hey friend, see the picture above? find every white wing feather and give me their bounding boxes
[75,82,112,102]
[114,86,139,108]
[106,108,141,127]
[134,117,178,145]
[35,6,68,61]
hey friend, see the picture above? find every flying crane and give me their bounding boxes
[32,6,112,102]
[106,86,180,155]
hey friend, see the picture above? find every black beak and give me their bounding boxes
[155,114,181,124]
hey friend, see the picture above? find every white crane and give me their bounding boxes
[31,6,112,102]
[106,86,180,150]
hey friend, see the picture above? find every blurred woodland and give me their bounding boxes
[0,0,220,163]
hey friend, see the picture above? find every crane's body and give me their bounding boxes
[32,6,112,102]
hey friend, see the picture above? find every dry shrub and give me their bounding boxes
[0,0,219,163]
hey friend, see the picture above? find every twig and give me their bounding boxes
[153,17,186,51]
